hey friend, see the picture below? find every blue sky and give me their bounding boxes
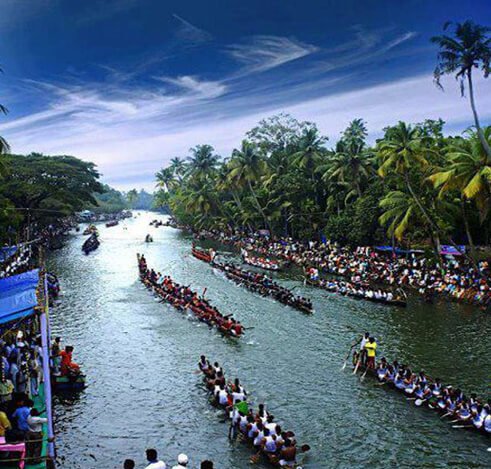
[0,0,490,190]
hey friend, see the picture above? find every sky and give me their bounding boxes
[0,0,490,191]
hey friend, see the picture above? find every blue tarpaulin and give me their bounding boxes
[0,269,39,325]
[374,246,422,254]
[441,245,465,256]
[0,246,17,262]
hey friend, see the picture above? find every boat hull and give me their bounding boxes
[52,374,86,391]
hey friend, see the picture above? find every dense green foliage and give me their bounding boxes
[156,21,491,261]
[0,153,103,238]
[125,189,155,210]
[89,184,128,214]
[156,115,491,259]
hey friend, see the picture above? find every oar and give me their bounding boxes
[360,367,369,381]
[452,424,472,429]
[352,359,361,375]
[250,449,262,464]
[341,344,356,370]
[440,412,451,419]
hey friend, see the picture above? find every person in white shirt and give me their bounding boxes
[26,408,47,464]
[145,449,167,469]
[171,453,188,469]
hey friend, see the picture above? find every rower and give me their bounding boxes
[198,355,209,372]
[279,438,296,467]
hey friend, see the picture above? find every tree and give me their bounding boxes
[321,119,372,199]
[169,157,186,181]
[429,128,491,258]
[379,190,418,241]
[0,153,103,226]
[228,140,270,230]
[187,144,219,180]
[126,189,139,208]
[292,128,327,178]
[431,20,491,158]
[246,113,316,157]
[377,122,443,255]
[0,66,10,172]
[155,168,178,192]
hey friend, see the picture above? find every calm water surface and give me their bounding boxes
[47,211,491,468]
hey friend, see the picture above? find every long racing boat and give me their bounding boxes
[198,356,311,467]
[306,277,407,307]
[352,353,491,438]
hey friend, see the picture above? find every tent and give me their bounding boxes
[0,269,39,324]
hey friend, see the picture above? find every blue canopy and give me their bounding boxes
[0,269,40,325]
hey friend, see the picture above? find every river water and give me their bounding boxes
[47,211,491,468]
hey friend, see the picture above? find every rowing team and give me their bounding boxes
[355,352,491,433]
[307,268,400,302]
[198,355,308,467]
[241,249,281,271]
[216,262,313,312]
[138,255,243,337]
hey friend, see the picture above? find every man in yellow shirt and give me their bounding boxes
[0,404,11,437]
[364,337,377,369]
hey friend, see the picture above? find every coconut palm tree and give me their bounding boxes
[292,128,327,178]
[169,157,186,182]
[377,121,443,253]
[0,67,9,174]
[155,167,178,192]
[379,190,418,241]
[322,140,372,199]
[187,145,219,180]
[228,140,270,230]
[429,128,491,257]
[431,20,491,158]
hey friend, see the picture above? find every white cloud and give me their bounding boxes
[155,75,227,99]
[2,71,490,192]
[227,35,319,74]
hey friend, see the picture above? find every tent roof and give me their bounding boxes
[0,269,40,325]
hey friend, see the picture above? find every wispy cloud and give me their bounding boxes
[172,14,212,45]
[2,70,490,191]
[155,75,227,99]
[312,26,417,74]
[227,35,319,74]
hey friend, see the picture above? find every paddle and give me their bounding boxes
[341,343,356,370]
[352,359,361,375]
[360,366,370,382]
